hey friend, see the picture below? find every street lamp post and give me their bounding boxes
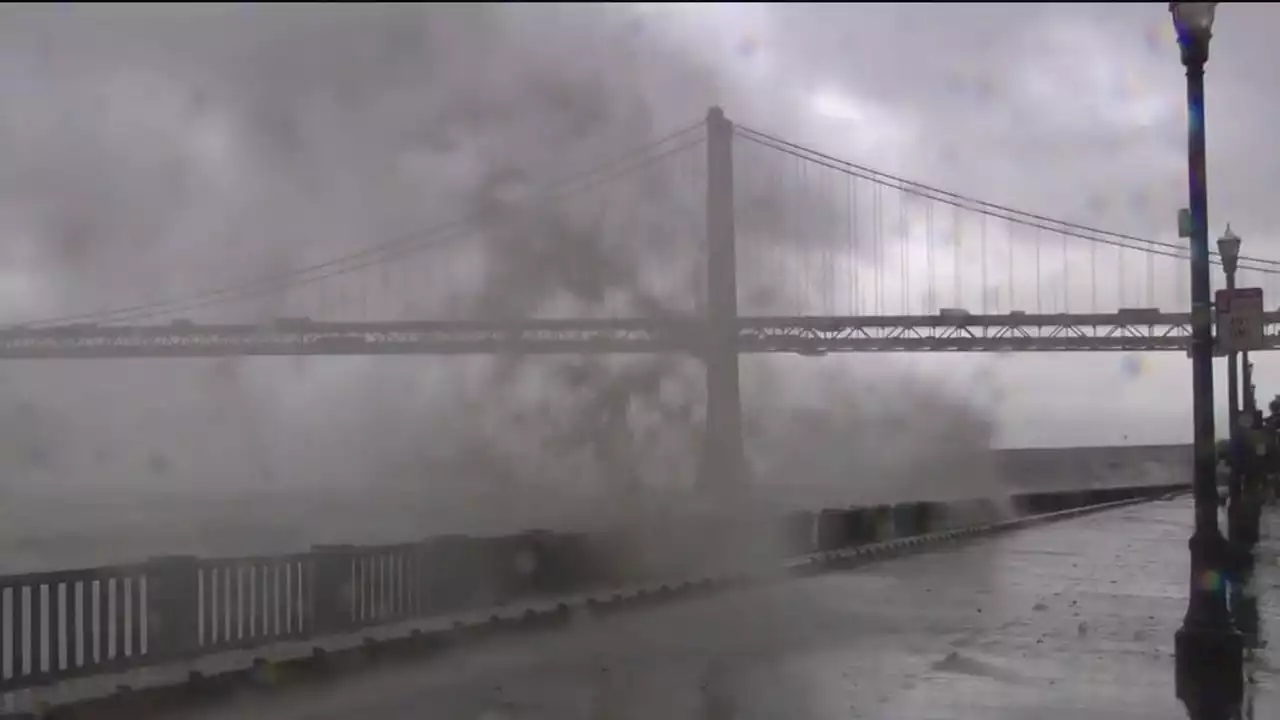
[1170,4,1244,719]
[1217,225,1260,647]
[1217,225,1242,530]
[1243,359,1256,414]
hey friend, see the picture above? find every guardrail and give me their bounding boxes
[0,482,1187,709]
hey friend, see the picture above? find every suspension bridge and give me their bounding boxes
[6,107,1280,361]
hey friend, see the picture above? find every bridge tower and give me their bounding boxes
[699,106,746,493]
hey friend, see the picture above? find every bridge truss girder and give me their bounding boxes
[0,312,1272,358]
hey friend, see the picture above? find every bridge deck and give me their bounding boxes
[153,498,1277,720]
[1,311,1268,357]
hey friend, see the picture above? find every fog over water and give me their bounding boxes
[0,5,1158,573]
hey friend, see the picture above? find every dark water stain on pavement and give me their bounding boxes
[930,650,1030,684]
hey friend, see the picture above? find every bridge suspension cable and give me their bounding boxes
[13,120,708,329]
[17,114,1280,331]
[734,124,1280,275]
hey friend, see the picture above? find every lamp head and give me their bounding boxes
[1217,224,1241,273]
[1170,2,1218,66]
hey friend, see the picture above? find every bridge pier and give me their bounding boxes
[699,106,746,494]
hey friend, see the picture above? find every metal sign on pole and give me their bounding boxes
[1215,287,1265,354]
[1178,207,1193,239]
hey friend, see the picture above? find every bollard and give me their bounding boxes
[144,555,201,661]
[308,545,357,637]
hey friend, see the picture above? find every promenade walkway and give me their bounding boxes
[164,497,1277,719]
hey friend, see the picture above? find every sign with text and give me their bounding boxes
[1215,287,1265,354]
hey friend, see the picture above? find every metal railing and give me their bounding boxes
[0,483,1186,696]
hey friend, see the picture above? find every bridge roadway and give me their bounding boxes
[2,310,1275,358]
[150,497,1272,720]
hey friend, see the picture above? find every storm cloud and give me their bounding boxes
[3,4,1275,567]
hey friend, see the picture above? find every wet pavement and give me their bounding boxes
[167,497,1278,719]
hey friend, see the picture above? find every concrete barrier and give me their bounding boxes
[779,510,816,557]
[412,535,500,616]
[815,508,851,552]
[869,504,894,541]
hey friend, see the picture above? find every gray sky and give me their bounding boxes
[0,3,1274,523]
[715,1,1280,448]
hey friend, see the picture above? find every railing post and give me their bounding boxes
[308,545,356,637]
[144,555,201,660]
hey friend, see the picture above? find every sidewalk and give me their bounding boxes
[173,497,1277,719]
